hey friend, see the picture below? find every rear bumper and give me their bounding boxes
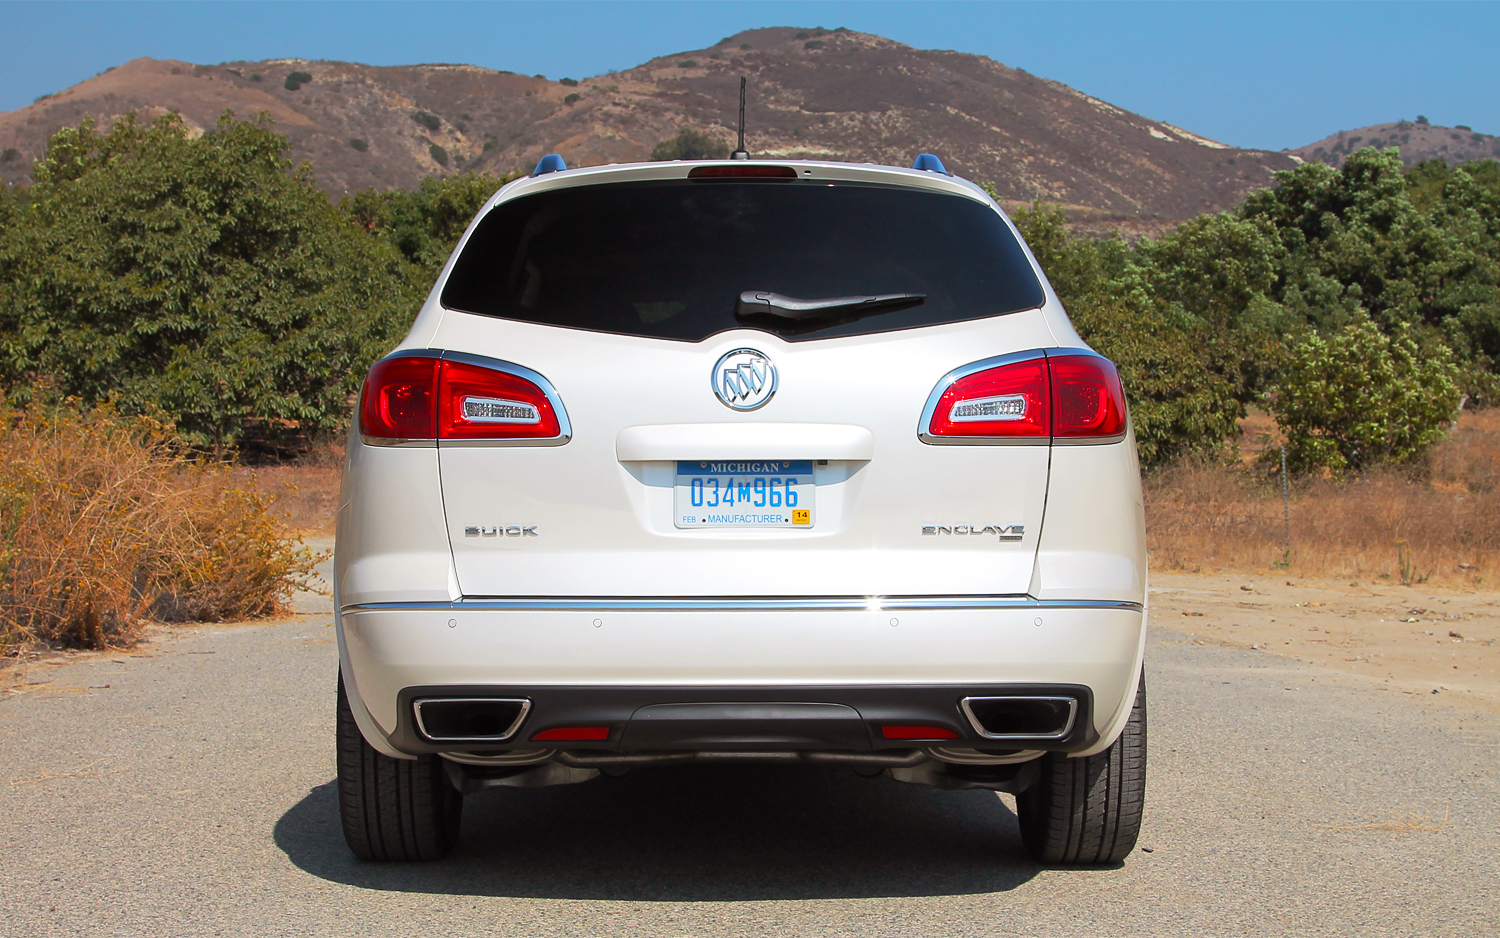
[337,598,1145,757]
[387,682,1097,755]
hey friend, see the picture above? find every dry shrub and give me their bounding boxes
[239,443,344,536]
[0,400,325,650]
[1146,410,1500,584]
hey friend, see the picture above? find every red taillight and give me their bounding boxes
[881,725,960,740]
[926,356,1050,439]
[923,352,1127,442]
[360,355,439,440]
[359,354,564,442]
[1050,354,1127,438]
[531,726,610,741]
[438,359,560,441]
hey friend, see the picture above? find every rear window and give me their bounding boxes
[441,179,1045,342]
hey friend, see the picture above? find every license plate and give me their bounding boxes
[673,460,815,529]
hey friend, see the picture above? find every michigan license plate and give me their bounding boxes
[673,460,815,529]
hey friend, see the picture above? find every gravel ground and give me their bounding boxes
[1,605,1495,937]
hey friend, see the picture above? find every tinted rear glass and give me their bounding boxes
[441,180,1045,342]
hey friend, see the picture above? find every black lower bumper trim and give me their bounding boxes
[388,683,1096,756]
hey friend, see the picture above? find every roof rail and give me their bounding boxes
[911,153,948,174]
[532,154,567,177]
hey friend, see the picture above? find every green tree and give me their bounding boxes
[343,171,518,280]
[1137,212,1291,399]
[1012,204,1245,466]
[0,112,416,452]
[1241,149,1500,404]
[1267,315,1460,474]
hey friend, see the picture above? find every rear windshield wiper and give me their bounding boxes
[735,290,926,322]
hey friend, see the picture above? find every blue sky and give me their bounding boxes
[2,1,1495,151]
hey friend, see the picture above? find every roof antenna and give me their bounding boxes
[731,76,749,160]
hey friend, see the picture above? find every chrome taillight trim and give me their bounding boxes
[357,435,437,448]
[959,696,1078,740]
[1052,432,1129,446]
[916,347,1127,446]
[412,697,532,742]
[440,350,573,447]
[357,349,572,448]
[917,348,1048,446]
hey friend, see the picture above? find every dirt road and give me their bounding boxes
[1152,573,1500,712]
[1,588,1496,936]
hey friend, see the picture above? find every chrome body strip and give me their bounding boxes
[342,597,1143,614]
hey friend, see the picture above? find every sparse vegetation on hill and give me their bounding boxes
[0,36,1296,220]
[1293,119,1499,169]
[650,128,730,161]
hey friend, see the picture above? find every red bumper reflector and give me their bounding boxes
[531,726,610,741]
[881,725,960,740]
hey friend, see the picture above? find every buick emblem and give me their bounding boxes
[712,348,778,411]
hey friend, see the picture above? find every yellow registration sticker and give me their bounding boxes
[792,510,811,525]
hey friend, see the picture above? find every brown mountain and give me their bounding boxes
[1,27,1296,228]
[1291,119,1500,168]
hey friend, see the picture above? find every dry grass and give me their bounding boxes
[239,443,344,536]
[1147,410,1500,585]
[0,401,325,651]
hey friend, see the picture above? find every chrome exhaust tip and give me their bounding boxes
[960,696,1077,740]
[413,697,531,742]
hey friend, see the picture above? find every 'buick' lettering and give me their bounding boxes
[922,524,1025,542]
[464,525,539,538]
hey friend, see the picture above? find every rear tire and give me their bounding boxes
[336,674,462,861]
[1017,673,1146,865]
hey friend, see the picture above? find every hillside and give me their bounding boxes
[0,27,1297,225]
[1291,119,1500,168]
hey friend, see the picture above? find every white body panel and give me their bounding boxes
[1032,428,1148,605]
[429,314,1056,597]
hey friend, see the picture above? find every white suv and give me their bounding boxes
[334,155,1148,865]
